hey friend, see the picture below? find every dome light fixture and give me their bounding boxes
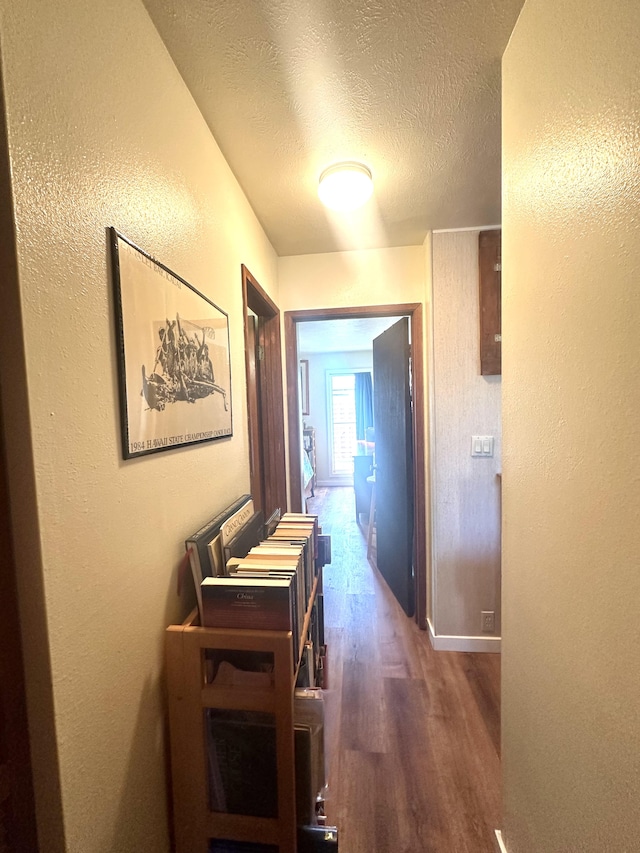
[318,161,373,212]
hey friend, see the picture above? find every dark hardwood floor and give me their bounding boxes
[307,486,501,853]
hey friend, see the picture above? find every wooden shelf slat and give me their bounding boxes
[166,586,315,853]
[206,811,280,844]
[200,685,276,712]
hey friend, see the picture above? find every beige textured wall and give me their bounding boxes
[502,1,640,850]
[277,246,425,310]
[430,230,502,640]
[0,1,276,850]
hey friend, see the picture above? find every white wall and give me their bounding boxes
[0,1,277,849]
[502,1,640,850]
[300,351,374,485]
[430,231,502,645]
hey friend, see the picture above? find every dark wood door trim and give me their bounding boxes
[0,401,39,851]
[241,266,288,519]
[0,81,39,849]
[284,304,427,630]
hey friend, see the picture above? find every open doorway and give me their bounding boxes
[284,304,427,629]
[298,318,390,489]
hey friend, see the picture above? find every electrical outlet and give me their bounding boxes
[481,611,495,633]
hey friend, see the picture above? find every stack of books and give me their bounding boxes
[200,511,320,667]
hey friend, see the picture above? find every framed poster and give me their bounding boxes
[110,228,232,459]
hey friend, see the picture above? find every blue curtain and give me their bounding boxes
[355,372,374,440]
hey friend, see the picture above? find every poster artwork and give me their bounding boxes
[110,229,233,458]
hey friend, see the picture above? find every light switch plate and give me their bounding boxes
[471,435,494,457]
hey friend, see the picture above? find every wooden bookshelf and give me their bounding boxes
[166,574,321,853]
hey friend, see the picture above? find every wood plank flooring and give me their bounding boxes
[307,486,501,853]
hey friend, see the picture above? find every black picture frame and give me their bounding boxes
[110,228,232,459]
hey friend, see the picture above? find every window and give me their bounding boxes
[327,371,357,475]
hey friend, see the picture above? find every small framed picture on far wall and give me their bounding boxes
[299,359,310,416]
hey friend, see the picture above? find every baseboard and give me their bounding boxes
[427,619,501,653]
[494,830,508,852]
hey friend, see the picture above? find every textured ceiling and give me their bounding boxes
[298,316,399,353]
[143,0,524,256]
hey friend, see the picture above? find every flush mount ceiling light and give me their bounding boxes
[318,161,373,212]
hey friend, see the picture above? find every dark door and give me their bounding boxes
[373,318,414,616]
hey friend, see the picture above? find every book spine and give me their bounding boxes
[220,500,256,545]
[186,546,204,619]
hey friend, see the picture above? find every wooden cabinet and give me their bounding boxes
[479,229,502,375]
[166,575,322,853]
[353,454,374,521]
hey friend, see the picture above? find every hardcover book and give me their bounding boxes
[281,512,318,521]
[206,707,328,837]
[280,513,319,554]
[206,709,278,818]
[220,499,255,546]
[295,641,315,690]
[201,575,295,634]
[206,533,224,580]
[184,494,252,620]
[222,510,265,566]
[279,513,318,542]
[294,687,326,806]
[242,545,306,631]
[246,544,304,563]
[267,528,315,602]
[227,562,301,659]
[264,506,282,538]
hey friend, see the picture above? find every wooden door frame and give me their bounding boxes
[0,397,39,851]
[0,78,39,847]
[284,304,427,630]
[241,265,287,519]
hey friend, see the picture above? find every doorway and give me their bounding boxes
[284,304,427,629]
[241,265,287,519]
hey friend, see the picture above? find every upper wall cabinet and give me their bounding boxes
[479,229,502,375]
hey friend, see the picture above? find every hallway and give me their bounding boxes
[309,487,501,853]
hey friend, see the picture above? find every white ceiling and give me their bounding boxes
[143,0,524,257]
[298,315,400,353]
